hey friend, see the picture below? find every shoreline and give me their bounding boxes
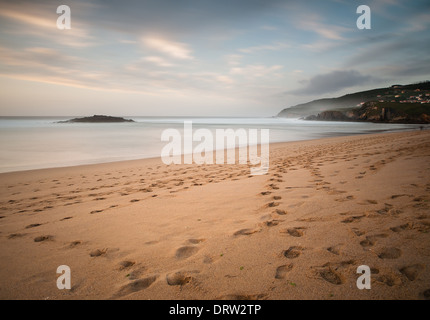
[1,129,429,300]
[0,127,424,176]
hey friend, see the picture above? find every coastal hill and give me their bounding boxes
[277,81,430,123]
[59,115,134,123]
[306,101,430,124]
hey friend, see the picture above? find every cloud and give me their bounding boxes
[230,65,284,77]
[402,12,430,32]
[295,13,349,41]
[238,42,290,54]
[0,1,96,47]
[83,0,286,36]
[224,54,243,66]
[291,70,375,95]
[345,33,430,68]
[0,7,54,29]
[369,57,430,78]
[142,37,194,60]
[0,46,121,92]
[142,56,174,67]
[216,75,234,85]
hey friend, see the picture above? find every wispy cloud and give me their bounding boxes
[0,7,54,29]
[403,13,430,32]
[238,42,290,54]
[224,54,243,66]
[142,37,194,60]
[291,70,376,95]
[230,65,284,78]
[142,56,174,67]
[295,13,349,40]
[0,1,95,48]
[0,46,116,92]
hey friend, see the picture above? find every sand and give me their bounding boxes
[0,130,430,300]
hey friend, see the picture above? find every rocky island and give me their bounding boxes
[58,115,134,123]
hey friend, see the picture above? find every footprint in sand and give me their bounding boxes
[116,260,135,270]
[375,273,402,287]
[265,202,280,208]
[187,238,206,244]
[127,266,147,280]
[274,209,287,216]
[90,249,107,257]
[8,233,26,239]
[234,228,261,236]
[351,228,365,236]
[283,246,304,259]
[166,271,198,286]
[378,247,402,259]
[25,223,43,229]
[68,240,82,248]
[113,275,158,298]
[422,289,430,300]
[175,246,199,260]
[341,215,365,224]
[359,233,388,248]
[319,267,344,285]
[399,264,424,281]
[262,220,281,227]
[281,227,305,238]
[327,245,342,255]
[275,264,293,279]
[390,223,413,232]
[34,235,53,242]
[359,238,374,248]
[391,194,407,199]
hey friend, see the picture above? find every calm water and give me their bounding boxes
[0,116,422,173]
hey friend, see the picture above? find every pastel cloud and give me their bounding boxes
[142,37,194,60]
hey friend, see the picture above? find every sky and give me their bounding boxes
[0,0,429,116]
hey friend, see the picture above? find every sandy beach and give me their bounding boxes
[0,130,429,300]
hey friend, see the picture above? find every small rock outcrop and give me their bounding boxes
[58,115,134,123]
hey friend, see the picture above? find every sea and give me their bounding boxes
[0,116,423,173]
